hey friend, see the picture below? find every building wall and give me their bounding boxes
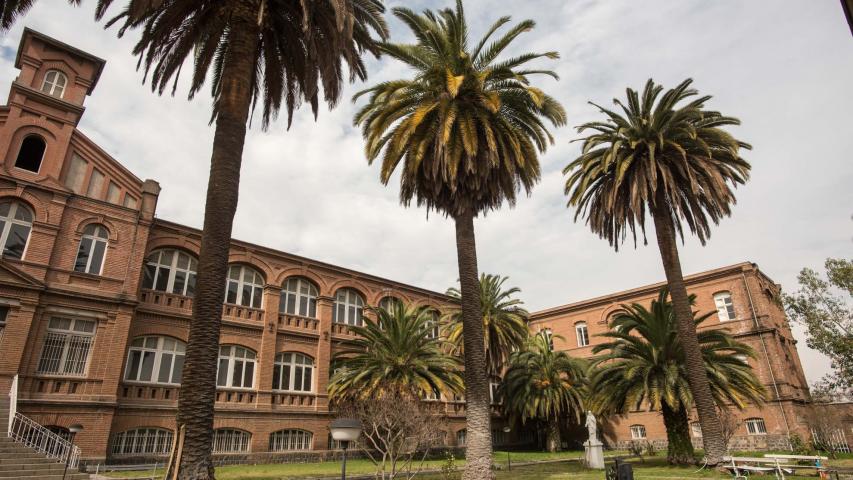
[530,263,813,450]
[0,28,822,464]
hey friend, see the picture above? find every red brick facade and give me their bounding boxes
[0,29,825,464]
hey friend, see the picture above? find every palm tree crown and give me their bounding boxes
[501,331,585,415]
[101,0,387,127]
[590,288,765,415]
[444,273,529,375]
[329,302,463,401]
[354,0,566,218]
[564,78,751,249]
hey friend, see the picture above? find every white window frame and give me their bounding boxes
[212,429,251,453]
[0,201,33,260]
[272,352,314,393]
[630,424,647,440]
[74,224,109,275]
[124,336,186,385]
[745,417,767,436]
[225,265,264,308]
[424,308,440,339]
[142,249,198,296]
[216,345,256,389]
[575,321,590,347]
[41,70,68,98]
[489,378,501,405]
[36,317,96,377]
[280,277,318,318]
[333,288,364,326]
[111,428,174,456]
[714,291,736,322]
[542,327,554,351]
[378,296,401,312]
[269,429,313,452]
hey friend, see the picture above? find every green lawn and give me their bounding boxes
[101,451,852,479]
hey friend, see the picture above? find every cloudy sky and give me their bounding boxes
[1,1,851,384]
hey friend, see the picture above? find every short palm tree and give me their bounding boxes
[329,303,463,401]
[563,78,751,465]
[354,3,565,476]
[589,288,765,465]
[500,330,586,452]
[444,274,529,376]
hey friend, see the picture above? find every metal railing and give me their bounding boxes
[8,412,81,468]
[7,374,16,434]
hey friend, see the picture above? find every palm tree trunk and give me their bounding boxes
[661,403,695,465]
[546,421,561,453]
[651,196,726,466]
[453,208,493,480]
[170,7,259,480]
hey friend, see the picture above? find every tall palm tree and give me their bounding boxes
[353,3,565,476]
[589,288,765,465]
[444,274,529,376]
[500,330,585,452]
[563,78,751,465]
[0,2,387,478]
[329,303,463,401]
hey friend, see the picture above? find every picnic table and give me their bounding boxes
[723,454,833,479]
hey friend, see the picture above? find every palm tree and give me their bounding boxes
[0,2,389,478]
[329,303,463,401]
[563,78,751,465]
[353,3,565,476]
[444,274,529,376]
[589,288,765,465]
[500,330,585,452]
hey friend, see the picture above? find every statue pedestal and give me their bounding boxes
[584,439,605,469]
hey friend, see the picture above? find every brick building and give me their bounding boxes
[0,28,828,464]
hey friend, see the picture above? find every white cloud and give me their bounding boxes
[2,0,850,385]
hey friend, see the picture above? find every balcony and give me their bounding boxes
[215,388,256,406]
[222,304,265,325]
[120,383,179,403]
[139,289,193,313]
[277,314,319,335]
[270,391,316,408]
[331,323,358,338]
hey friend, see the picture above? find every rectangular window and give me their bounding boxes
[714,292,736,322]
[576,323,589,347]
[37,317,96,376]
[87,169,105,198]
[746,418,767,435]
[64,154,88,193]
[0,306,8,342]
[123,194,138,209]
[106,182,121,204]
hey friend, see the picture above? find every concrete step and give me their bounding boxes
[0,472,88,479]
[0,454,60,464]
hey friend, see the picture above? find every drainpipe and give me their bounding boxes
[742,270,792,451]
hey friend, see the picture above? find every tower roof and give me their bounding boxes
[15,27,106,95]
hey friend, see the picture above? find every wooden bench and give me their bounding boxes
[723,456,784,479]
[764,455,833,478]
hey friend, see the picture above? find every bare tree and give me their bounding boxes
[803,405,847,459]
[717,407,742,453]
[336,390,448,479]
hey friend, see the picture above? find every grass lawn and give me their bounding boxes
[101,451,852,479]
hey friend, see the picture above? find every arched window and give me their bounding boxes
[745,417,767,435]
[272,352,314,392]
[456,429,467,446]
[575,321,589,347]
[269,429,313,452]
[41,70,68,98]
[225,265,264,308]
[111,428,173,455]
[332,288,364,326]
[14,135,46,173]
[280,277,318,318]
[630,425,647,440]
[213,429,251,453]
[422,308,440,339]
[124,336,186,385]
[0,200,33,260]
[378,296,401,312]
[142,249,198,296]
[74,224,109,275]
[714,291,736,322]
[216,345,256,389]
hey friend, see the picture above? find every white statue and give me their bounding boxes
[585,411,598,442]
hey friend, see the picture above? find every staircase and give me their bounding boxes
[1,385,89,479]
